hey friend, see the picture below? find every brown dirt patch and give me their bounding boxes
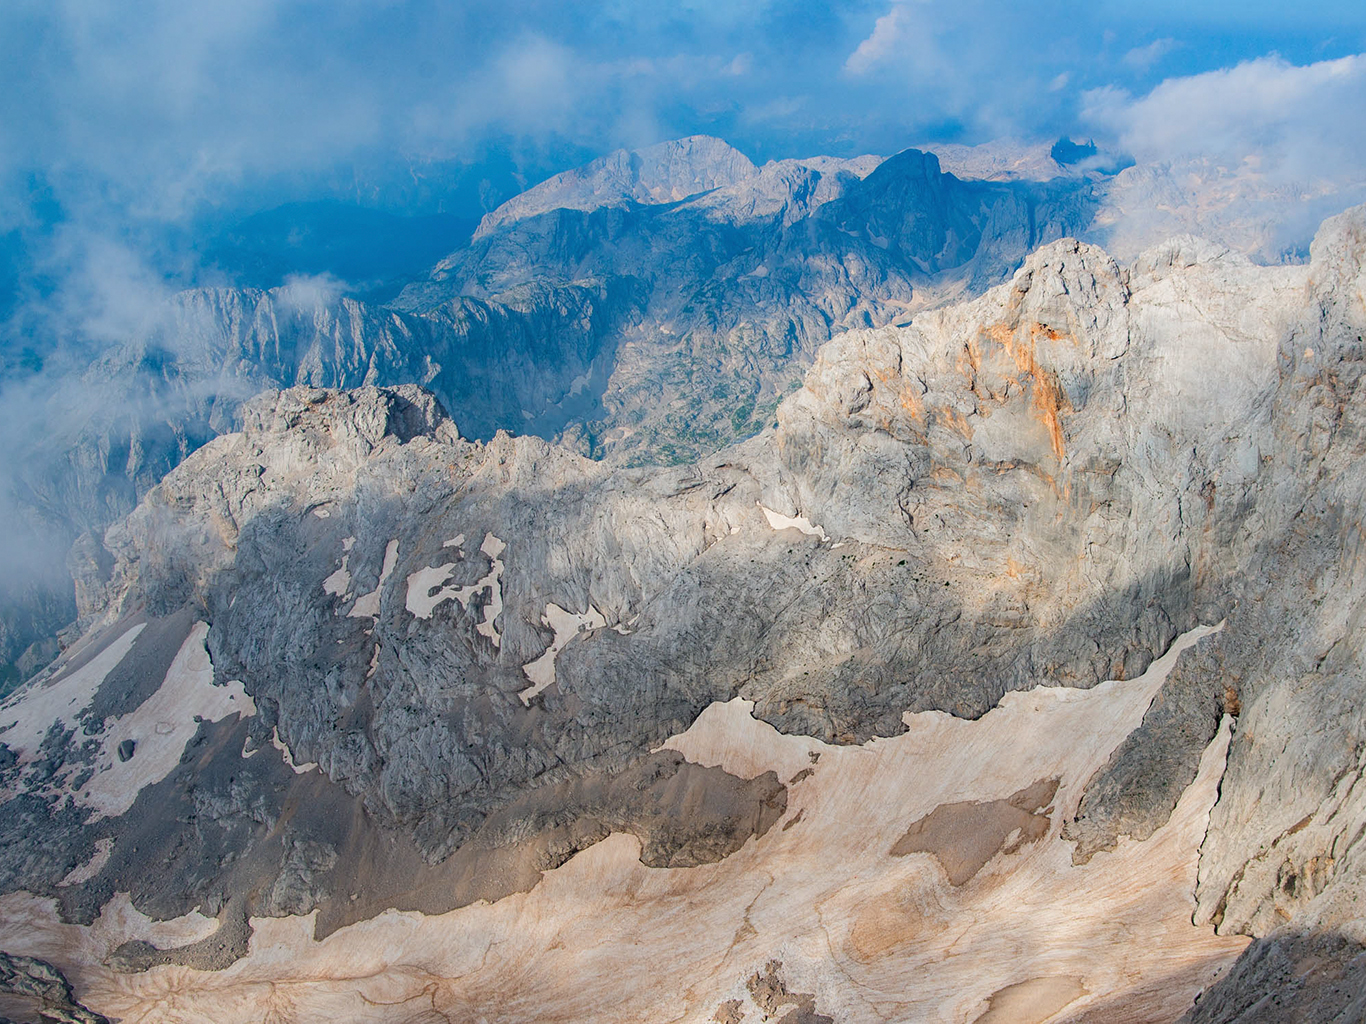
[890,777,1059,885]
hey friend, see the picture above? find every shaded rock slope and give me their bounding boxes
[2,206,1366,1020]
[12,132,1358,686]
[0,136,1097,685]
[398,143,1098,464]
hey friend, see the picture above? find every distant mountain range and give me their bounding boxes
[2,132,1363,685]
[5,197,1366,1021]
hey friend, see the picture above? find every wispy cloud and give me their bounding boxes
[1122,38,1179,71]
[1084,53,1366,182]
[278,272,347,311]
[4,0,1364,240]
[843,4,914,77]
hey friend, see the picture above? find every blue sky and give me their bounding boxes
[5,0,1364,218]
[1,0,1363,345]
[0,0,1362,593]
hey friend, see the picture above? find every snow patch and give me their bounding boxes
[462,534,507,647]
[405,563,458,619]
[59,838,114,886]
[322,537,357,598]
[0,623,146,759]
[519,603,607,705]
[78,622,256,820]
[272,726,318,774]
[0,621,1246,1024]
[349,539,399,618]
[758,502,828,541]
[407,534,506,645]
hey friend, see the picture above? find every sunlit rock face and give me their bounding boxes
[4,206,1366,1022]
[0,138,1099,682]
[7,131,1352,684]
[400,144,1100,466]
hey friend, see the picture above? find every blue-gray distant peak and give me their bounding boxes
[475,136,758,238]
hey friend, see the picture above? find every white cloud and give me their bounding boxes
[1122,38,1178,72]
[842,0,955,95]
[1084,53,1366,183]
[278,272,346,311]
[495,35,580,121]
[28,229,176,346]
[843,4,910,77]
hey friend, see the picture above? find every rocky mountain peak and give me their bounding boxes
[5,114,1366,1017]
[1306,201,1366,299]
[240,384,458,450]
[474,134,757,237]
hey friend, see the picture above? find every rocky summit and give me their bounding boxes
[2,194,1366,1021]
[5,133,1322,687]
[0,137,1102,689]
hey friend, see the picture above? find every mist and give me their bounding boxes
[1,0,1364,678]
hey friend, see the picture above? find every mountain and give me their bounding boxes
[0,275,644,682]
[2,205,1366,1020]
[472,135,761,237]
[398,145,1099,462]
[1,130,1360,750]
[0,140,1100,686]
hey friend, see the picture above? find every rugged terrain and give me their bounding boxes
[1,199,1366,1020]
[0,136,1103,683]
[7,132,1360,685]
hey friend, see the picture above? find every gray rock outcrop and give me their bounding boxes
[7,200,1366,1017]
[473,135,761,237]
[0,952,109,1024]
[0,141,1100,683]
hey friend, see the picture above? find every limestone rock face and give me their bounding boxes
[0,951,109,1024]
[3,133,1354,691]
[473,135,761,237]
[6,207,1366,1021]
[0,143,1098,683]
[402,147,1099,467]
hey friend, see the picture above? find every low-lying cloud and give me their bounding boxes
[1084,53,1366,184]
[0,0,1364,670]
[7,0,1363,240]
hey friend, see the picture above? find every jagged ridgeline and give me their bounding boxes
[0,136,1101,687]
[2,202,1366,1021]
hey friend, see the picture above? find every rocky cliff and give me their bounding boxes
[11,132,1348,691]
[0,139,1100,683]
[2,205,1366,1021]
[399,144,1099,464]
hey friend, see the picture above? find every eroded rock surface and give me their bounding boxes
[1063,642,1232,864]
[1180,930,1366,1024]
[4,206,1366,1019]
[0,952,108,1024]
